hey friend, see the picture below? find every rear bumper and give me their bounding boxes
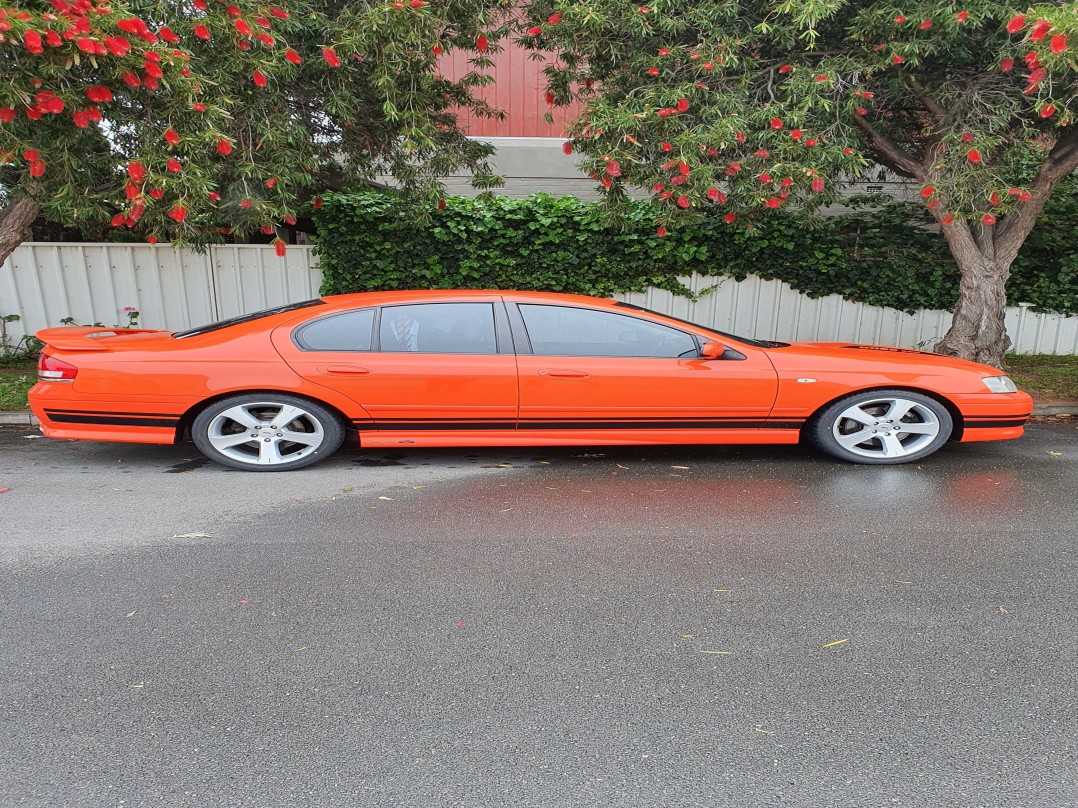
[29,385,183,444]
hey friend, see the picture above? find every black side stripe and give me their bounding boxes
[45,408,182,418]
[45,412,180,428]
[964,419,1028,428]
[352,419,804,431]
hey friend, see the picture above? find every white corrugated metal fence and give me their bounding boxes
[2,242,1076,354]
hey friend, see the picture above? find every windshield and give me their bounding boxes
[614,302,788,348]
[172,299,326,338]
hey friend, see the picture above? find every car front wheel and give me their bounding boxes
[809,390,953,465]
[192,394,345,471]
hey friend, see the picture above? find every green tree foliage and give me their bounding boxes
[518,0,1077,365]
[314,189,1077,317]
[0,0,510,257]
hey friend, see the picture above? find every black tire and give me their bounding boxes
[192,393,345,471]
[808,389,953,465]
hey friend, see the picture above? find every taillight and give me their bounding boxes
[38,354,78,381]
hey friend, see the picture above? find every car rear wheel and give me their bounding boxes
[192,394,344,471]
[809,390,953,465]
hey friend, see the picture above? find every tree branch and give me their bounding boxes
[849,114,926,180]
[995,127,1078,265]
[907,76,949,123]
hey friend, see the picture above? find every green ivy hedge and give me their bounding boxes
[313,183,1077,316]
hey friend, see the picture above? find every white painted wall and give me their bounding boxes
[2,242,1076,354]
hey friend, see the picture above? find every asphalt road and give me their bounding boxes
[1,423,1076,808]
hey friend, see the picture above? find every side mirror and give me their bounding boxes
[699,341,726,359]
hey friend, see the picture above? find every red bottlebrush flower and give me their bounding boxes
[476,34,488,51]
[734,131,746,143]
[1050,34,1067,54]
[967,149,982,163]
[656,225,667,237]
[526,26,541,36]
[723,213,737,223]
[669,175,686,186]
[149,188,164,199]
[562,141,573,155]
[274,239,287,257]
[815,74,827,82]
[790,128,803,140]
[104,35,131,56]
[892,55,905,64]
[918,20,932,30]
[194,23,210,40]
[894,15,906,23]
[166,158,182,173]
[168,205,187,222]
[1000,57,1014,72]
[73,110,89,128]
[676,98,689,112]
[780,177,793,188]
[1026,51,1041,68]
[127,162,146,182]
[660,142,672,152]
[239,200,253,209]
[920,186,935,198]
[955,11,969,23]
[842,147,854,154]
[410,0,426,7]
[86,85,113,103]
[1018,191,1032,202]
[675,161,689,176]
[811,177,825,192]
[676,195,690,209]
[941,213,954,225]
[1006,14,1025,34]
[144,76,160,91]
[146,235,159,244]
[284,215,296,225]
[252,70,268,88]
[258,33,276,46]
[805,138,818,147]
[702,61,714,70]
[269,7,289,19]
[1030,20,1050,42]
[125,182,140,199]
[29,157,47,177]
[1040,104,1056,118]
[110,213,126,227]
[25,107,43,121]
[192,102,206,112]
[545,91,556,105]
[225,5,242,17]
[207,191,220,201]
[547,12,562,24]
[727,162,741,175]
[981,213,996,225]
[646,67,660,77]
[144,60,164,79]
[234,19,253,36]
[770,118,783,129]
[658,48,670,56]
[0,107,15,123]
[855,107,868,116]
[926,199,939,209]
[284,49,302,64]
[261,225,276,235]
[605,160,621,177]
[322,48,341,67]
[164,129,180,146]
[652,182,664,192]
[45,30,62,47]
[391,2,404,8]
[961,132,974,143]
[758,173,772,183]
[778,64,792,74]
[159,26,180,44]
[24,30,44,54]
[989,191,1002,205]
[23,149,39,162]
[265,178,278,189]
[216,139,232,156]
[705,188,724,203]
[44,96,64,114]
[434,198,444,211]
[122,71,141,87]
[765,197,782,209]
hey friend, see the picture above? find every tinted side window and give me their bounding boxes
[294,309,376,351]
[519,304,698,358]
[379,303,497,354]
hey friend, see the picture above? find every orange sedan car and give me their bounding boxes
[29,290,1033,470]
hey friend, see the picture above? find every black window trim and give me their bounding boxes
[173,299,326,339]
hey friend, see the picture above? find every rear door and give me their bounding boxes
[272,299,518,433]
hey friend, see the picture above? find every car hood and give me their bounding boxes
[767,341,1003,375]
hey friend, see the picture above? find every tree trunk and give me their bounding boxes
[0,194,41,268]
[933,249,1011,368]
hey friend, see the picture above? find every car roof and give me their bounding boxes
[318,290,622,310]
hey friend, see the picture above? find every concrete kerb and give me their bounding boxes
[2,405,1076,429]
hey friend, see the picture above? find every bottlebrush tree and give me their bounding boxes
[0,0,510,263]
[524,0,1077,366]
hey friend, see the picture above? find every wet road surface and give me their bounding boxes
[1,423,1076,807]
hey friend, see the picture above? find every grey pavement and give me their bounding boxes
[0,424,1076,807]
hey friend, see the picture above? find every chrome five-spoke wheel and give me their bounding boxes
[809,390,953,465]
[192,394,344,471]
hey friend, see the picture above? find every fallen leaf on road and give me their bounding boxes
[713,589,730,593]
[895,579,914,585]
[342,487,353,493]
[499,508,513,513]
[128,683,144,689]
[170,532,213,539]
[754,726,771,734]
[617,464,629,470]
[0,488,10,494]
[671,465,690,470]
[822,639,849,648]
[998,605,1008,614]
[698,650,732,655]
[1048,451,1063,457]
[680,633,699,639]
[294,646,308,653]
[125,610,138,619]
[377,496,393,501]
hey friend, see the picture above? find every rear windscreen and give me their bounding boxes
[172,299,326,338]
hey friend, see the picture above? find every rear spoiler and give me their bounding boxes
[35,326,168,352]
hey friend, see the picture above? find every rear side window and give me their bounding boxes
[378,303,497,354]
[294,309,376,351]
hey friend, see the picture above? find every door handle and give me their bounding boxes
[539,369,591,379]
[322,365,372,376]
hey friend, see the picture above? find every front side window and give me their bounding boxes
[294,309,376,351]
[519,304,698,358]
[378,303,497,354]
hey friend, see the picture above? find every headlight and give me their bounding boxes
[982,376,1018,393]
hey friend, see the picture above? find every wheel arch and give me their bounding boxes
[176,388,357,441]
[802,385,965,442]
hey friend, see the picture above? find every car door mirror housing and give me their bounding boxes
[699,341,746,361]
